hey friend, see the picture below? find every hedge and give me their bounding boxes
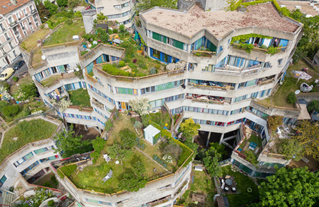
[60,164,77,177]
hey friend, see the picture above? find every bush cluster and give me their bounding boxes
[287,92,297,104]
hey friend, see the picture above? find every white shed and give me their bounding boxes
[143,125,160,145]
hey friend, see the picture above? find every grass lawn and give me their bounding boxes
[222,165,259,207]
[21,29,50,52]
[181,171,216,207]
[0,119,58,164]
[248,135,262,148]
[68,115,166,193]
[10,75,32,94]
[43,19,85,46]
[41,74,61,87]
[69,88,91,107]
[258,60,319,108]
[32,49,43,66]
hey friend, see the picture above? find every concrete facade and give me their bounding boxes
[0,0,41,70]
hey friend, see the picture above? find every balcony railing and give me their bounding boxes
[187,96,231,105]
[258,78,275,86]
[187,82,234,91]
[191,50,215,58]
[232,43,286,54]
[146,196,171,207]
[214,64,265,76]
[92,100,104,110]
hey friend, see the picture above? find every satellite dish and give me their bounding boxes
[41,55,46,60]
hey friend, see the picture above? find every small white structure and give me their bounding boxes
[143,125,160,145]
[73,35,80,40]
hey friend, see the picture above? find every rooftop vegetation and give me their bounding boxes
[63,115,167,193]
[257,60,319,108]
[69,88,91,107]
[0,119,58,164]
[222,165,259,207]
[20,29,50,52]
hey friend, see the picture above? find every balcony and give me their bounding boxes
[186,94,231,105]
[231,43,286,55]
[187,82,234,91]
[191,50,215,58]
[31,9,37,14]
[146,196,171,207]
[10,21,18,27]
[91,98,104,110]
[214,64,266,76]
[257,77,275,86]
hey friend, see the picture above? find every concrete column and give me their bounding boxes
[147,46,150,56]
[187,44,191,53]
[206,131,211,147]
[219,133,225,145]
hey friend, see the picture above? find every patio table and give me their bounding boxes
[225,178,233,186]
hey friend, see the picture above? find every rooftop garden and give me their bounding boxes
[41,74,62,87]
[60,114,168,193]
[177,170,216,206]
[0,119,58,164]
[43,18,85,46]
[32,49,44,67]
[20,28,50,52]
[69,88,91,107]
[257,60,319,108]
[222,165,259,207]
[237,133,263,166]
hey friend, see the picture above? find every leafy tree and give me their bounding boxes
[277,139,304,161]
[119,24,125,33]
[2,105,20,117]
[74,11,82,18]
[307,100,319,113]
[54,124,93,158]
[129,98,151,115]
[68,0,80,9]
[90,137,105,163]
[287,92,297,104]
[251,167,319,207]
[119,129,137,149]
[118,161,147,192]
[107,140,133,164]
[244,150,258,166]
[180,118,200,139]
[44,0,58,16]
[97,12,107,21]
[203,145,222,177]
[96,27,109,44]
[293,120,319,161]
[267,115,283,132]
[36,2,50,23]
[57,0,68,7]
[0,101,9,112]
[136,0,177,11]
[15,83,37,101]
[209,142,227,156]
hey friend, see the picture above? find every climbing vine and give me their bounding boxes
[231,33,272,44]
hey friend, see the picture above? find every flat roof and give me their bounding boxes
[278,1,319,17]
[142,2,299,38]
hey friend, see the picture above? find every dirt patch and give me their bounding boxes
[9,74,32,94]
[74,124,100,141]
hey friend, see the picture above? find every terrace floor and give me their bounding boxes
[288,154,319,171]
[257,60,319,108]
[69,88,91,107]
[67,115,167,194]
[21,28,50,52]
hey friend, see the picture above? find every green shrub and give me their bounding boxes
[12,76,18,82]
[48,200,55,206]
[43,181,52,188]
[267,46,278,55]
[0,101,9,112]
[65,19,73,25]
[57,169,65,179]
[307,100,319,113]
[0,81,10,91]
[119,61,125,67]
[113,28,118,33]
[155,64,161,69]
[287,92,297,104]
[260,45,267,49]
[50,175,59,186]
[74,11,82,18]
[119,24,125,32]
[238,43,254,53]
[2,105,20,117]
[128,62,136,69]
[60,164,77,177]
[105,119,113,131]
[108,28,113,34]
[102,64,130,76]
[150,68,157,75]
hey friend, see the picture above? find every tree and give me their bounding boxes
[2,105,20,117]
[267,115,283,132]
[51,98,72,112]
[119,128,137,149]
[57,0,68,7]
[180,118,200,139]
[203,145,222,177]
[293,120,319,161]
[96,27,109,44]
[209,143,227,156]
[277,139,304,161]
[136,0,177,12]
[97,12,107,21]
[36,2,50,23]
[119,24,125,33]
[287,92,297,104]
[54,124,93,158]
[68,0,79,9]
[118,161,147,192]
[15,83,37,101]
[129,98,151,115]
[251,167,319,207]
[90,137,105,163]
[44,0,58,16]
[307,100,319,113]
[107,140,133,164]
[0,101,9,112]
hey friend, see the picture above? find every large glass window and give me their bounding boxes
[0,175,7,187]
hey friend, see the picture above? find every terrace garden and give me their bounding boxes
[69,88,91,108]
[20,28,50,52]
[237,134,263,166]
[0,119,58,164]
[59,112,193,193]
[257,60,319,108]
[222,166,259,207]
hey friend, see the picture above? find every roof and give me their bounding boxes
[298,104,311,120]
[141,3,299,38]
[278,1,319,17]
[0,0,31,15]
[144,125,160,136]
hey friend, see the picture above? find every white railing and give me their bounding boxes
[214,64,268,76]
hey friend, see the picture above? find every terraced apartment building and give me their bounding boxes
[18,1,306,206]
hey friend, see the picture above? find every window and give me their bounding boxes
[16,13,20,19]
[23,9,27,16]
[40,155,59,163]
[13,50,16,57]
[278,58,283,66]
[8,17,13,24]
[20,161,39,176]
[9,43,13,49]
[0,175,7,187]
[0,23,4,31]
